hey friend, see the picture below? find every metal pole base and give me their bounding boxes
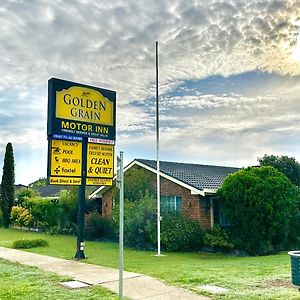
[74,250,85,260]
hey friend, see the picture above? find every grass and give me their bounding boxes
[0,228,299,299]
[0,258,117,300]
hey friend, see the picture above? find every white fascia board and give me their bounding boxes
[88,190,103,199]
[203,189,217,195]
[134,160,205,196]
[89,185,112,199]
[89,188,104,199]
[124,160,137,172]
[89,160,136,199]
[191,190,201,195]
[89,161,135,199]
[89,159,208,198]
[89,187,103,199]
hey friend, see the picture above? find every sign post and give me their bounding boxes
[117,152,124,299]
[75,139,87,259]
[47,78,116,260]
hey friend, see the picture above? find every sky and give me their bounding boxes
[0,0,300,185]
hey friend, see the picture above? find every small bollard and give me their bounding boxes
[288,251,300,291]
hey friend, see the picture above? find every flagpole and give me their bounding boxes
[156,41,161,256]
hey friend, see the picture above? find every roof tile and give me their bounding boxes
[136,159,239,190]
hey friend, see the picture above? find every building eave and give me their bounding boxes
[203,188,218,195]
[89,159,224,198]
[89,184,113,199]
[133,160,205,196]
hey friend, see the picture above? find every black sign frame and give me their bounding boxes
[47,78,116,141]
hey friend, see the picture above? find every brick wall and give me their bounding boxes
[101,166,212,229]
[152,174,211,229]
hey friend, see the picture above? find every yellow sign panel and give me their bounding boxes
[56,86,113,126]
[49,177,82,185]
[86,178,113,186]
[50,139,82,177]
[87,143,114,178]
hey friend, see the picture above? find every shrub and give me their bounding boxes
[10,206,33,227]
[161,212,203,252]
[85,213,113,240]
[112,194,157,250]
[13,239,49,249]
[125,194,157,249]
[203,225,234,251]
[113,194,203,252]
[0,210,3,227]
[21,189,78,233]
[283,205,300,249]
[15,188,38,206]
[23,197,58,229]
[124,168,155,202]
[218,166,298,255]
[54,189,78,233]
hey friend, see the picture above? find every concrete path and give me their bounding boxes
[0,247,209,300]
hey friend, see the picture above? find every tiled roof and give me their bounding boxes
[14,184,27,190]
[136,159,240,190]
[36,185,98,198]
[36,185,67,198]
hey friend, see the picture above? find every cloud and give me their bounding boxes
[1,0,300,183]
[0,0,300,98]
[117,72,300,169]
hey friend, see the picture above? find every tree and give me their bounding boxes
[124,167,155,202]
[218,166,298,255]
[28,177,47,189]
[258,154,300,186]
[15,187,38,206]
[0,143,15,228]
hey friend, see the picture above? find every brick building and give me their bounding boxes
[90,159,239,229]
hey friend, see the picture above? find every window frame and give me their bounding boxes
[160,195,182,212]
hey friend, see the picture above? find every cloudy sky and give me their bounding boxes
[0,0,300,185]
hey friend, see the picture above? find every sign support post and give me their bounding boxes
[118,152,124,299]
[75,139,87,259]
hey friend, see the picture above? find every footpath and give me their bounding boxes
[0,246,209,300]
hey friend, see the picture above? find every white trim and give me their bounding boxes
[89,185,112,199]
[203,189,217,195]
[123,160,139,172]
[90,159,135,198]
[89,159,208,198]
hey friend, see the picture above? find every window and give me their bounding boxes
[211,196,231,227]
[161,195,182,212]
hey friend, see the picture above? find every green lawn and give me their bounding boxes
[0,258,117,300]
[0,228,299,300]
